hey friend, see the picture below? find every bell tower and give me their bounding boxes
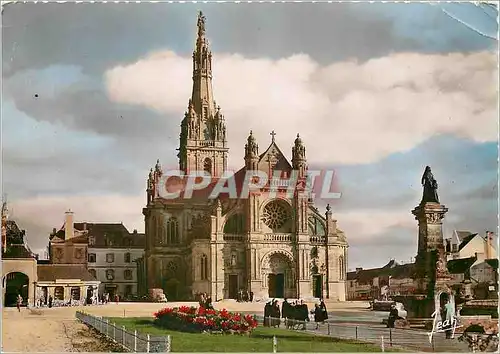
[178,11,228,178]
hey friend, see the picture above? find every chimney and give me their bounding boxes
[65,210,74,240]
[83,222,87,231]
[133,229,138,234]
[445,239,451,253]
[485,231,493,259]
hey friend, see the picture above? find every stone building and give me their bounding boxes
[1,201,38,306]
[46,211,100,305]
[87,225,145,299]
[50,211,145,300]
[143,12,348,301]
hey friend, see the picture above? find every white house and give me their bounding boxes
[81,223,145,299]
[446,230,497,261]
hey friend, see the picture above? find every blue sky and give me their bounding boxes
[2,2,498,268]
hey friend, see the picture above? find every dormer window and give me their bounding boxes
[88,235,95,246]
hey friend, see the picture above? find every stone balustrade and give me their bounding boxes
[263,233,293,242]
[309,236,326,243]
[223,234,245,241]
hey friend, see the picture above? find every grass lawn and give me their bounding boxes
[109,317,400,352]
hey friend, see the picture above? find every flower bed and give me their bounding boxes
[154,306,258,335]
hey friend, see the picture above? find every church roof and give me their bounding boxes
[257,140,293,172]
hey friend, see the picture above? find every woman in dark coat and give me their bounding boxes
[263,301,272,327]
[313,304,322,329]
[319,300,328,322]
[271,300,281,327]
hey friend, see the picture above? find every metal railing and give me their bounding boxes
[257,315,471,352]
[76,311,472,352]
[76,311,171,352]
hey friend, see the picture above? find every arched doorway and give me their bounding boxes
[163,278,180,300]
[3,272,29,307]
[264,252,294,299]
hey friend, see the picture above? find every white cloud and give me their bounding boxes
[10,194,145,247]
[105,50,497,166]
[335,209,415,239]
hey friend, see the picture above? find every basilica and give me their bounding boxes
[143,12,348,301]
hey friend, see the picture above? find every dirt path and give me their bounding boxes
[2,308,80,352]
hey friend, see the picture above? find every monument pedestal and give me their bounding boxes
[405,168,453,322]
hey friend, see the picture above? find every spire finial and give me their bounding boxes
[270,130,276,143]
[197,11,206,36]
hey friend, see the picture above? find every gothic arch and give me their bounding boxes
[223,212,246,234]
[338,255,345,280]
[166,217,180,244]
[203,157,212,174]
[200,254,208,280]
[308,215,326,236]
[260,249,295,269]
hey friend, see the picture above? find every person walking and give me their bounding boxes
[16,294,23,312]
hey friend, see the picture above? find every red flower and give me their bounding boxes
[206,309,217,315]
[155,306,257,334]
[197,307,206,316]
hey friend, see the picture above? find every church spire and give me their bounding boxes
[191,11,215,118]
[178,12,228,177]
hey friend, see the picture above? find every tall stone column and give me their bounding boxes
[410,166,453,317]
[412,201,449,283]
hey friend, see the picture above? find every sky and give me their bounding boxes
[2,2,498,269]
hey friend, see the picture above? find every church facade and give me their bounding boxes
[143,12,348,301]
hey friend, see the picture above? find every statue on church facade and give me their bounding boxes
[421,166,439,204]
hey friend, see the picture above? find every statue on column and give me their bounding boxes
[421,166,440,203]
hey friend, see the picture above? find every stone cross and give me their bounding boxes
[270,130,276,143]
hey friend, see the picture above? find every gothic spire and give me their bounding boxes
[191,11,215,118]
[292,133,307,177]
[245,130,259,169]
[178,12,228,177]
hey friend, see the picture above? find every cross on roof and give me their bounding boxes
[270,130,276,143]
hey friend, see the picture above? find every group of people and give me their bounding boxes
[198,292,214,309]
[237,289,254,302]
[264,299,329,330]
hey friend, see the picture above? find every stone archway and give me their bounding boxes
[2,259,37,306]
[3,272,29,307]
[261,251,295,298]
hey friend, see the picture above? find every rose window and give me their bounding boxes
[262,201,289,231]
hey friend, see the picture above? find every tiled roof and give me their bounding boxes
[349,262,416,283]
[458,233,479,251]
[2,220,37,259]
[456,230,473,242]
[347,271,357,281]
[50,222,144,248]
[485,259,499,269]
[37,264,98,282]
[447,256,477,274]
